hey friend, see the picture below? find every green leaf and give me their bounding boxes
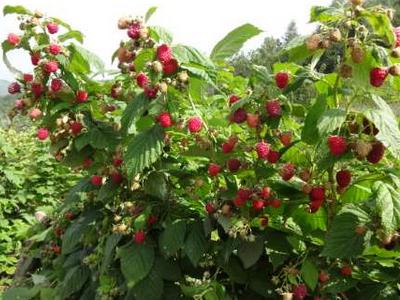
[100,233,122,274]
[282,36,318,63]
[210,23,262,61]
[125,125,165,178]
[144,172,168,200]
[3,5,32,16]
[2,287,39,300]
[364,95,400,158]
[145,7,157,22]
[237,237,264,269]
[59,30,84,43]
[317,108,346,136]
[373,181,400,234]
[149,26,173,44]
[121,93,149,135]
[360,10,395,47]
[118,243,155,288]
[302,96,327,144]
[184,222,207,266]
[301,259,318,290]
[173,45,214,68]
[321,205,371,258]
[159,220,187,256]
[68,44,105,74]
[60,265,90,298]
[154,257,182,281]
[134,48,156,72]
[129,269,164,300]
[310,6,343,23]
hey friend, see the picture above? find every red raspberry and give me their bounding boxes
[318,271,330,283]
[367,141,385,164]
[260,216,269,227]
[136,72,149,88]
[48,44,61,55]
[29,108,42,119]
[31,82,43,98]
[51,78,63,92]
[336,169,352,188]
[52,245,61,255]
[144,86,159,99]
[228,95,240,105]
[31,52,40,65]
[43,61,59,73]
[208,163,221,177]
[111,171,123,184]
[309,186,325,202]
[222,142,234,153]
[269,199,281,208]
[327,135,347,156]
[83,158,93,169]
[234,196,246,207]
[147,215,158,226]
[370,67,388,87]
[259,187,271,198]
[163,58,178,75]
[340,266,352,277]
[64,211,75,221]
[7,33,20,46]
[133,230,146,244]
[227,158,241,172]
[246,113,259,128]
[267,150,280,163]
[279,131,292,147]
[156,44,173,63]
[91,175,103,186]
[15,99,25,110]
[187,116,203,133]
[205,203,215,214]
[265,99,281,118]
[8,82,21,94]
[232,108,247,123]
[127,22,141,39]
[252,199,265,211]
[309,199,323,213]
[293,284,308,300]
[47,22,59,34]
[395,27,400,47]
[23,73,33,82]
[76,90,88,103]
[37,128,49,140]
[111,85,122,99]
[113,157,123,167]
[275,71,289,89]
[237,188,252,201]
[256,141,270,159]
[70,121,83,135]
[157,112,173,128]
[280,163,295,181]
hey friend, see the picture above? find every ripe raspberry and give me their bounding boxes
[267,150,280,163]
[269,199,282,208]
[318,271,330,283]
[234,196,246,207]
[252,199,265,211]
[31,52,40,65]
[367,141,385,164]
[157,112,173,128]
[83,158,93,169]
[227,158,241,172]
[232,108,247,123]
[47,22,59,34]
[133,230,146,244]
[340,266,352,277]
[260,216,269,227]
[293,284,308,300]
[37,128,49,140]
[205,203,215,214]
[15,99,25,110]
[136,72,149,88]
[229,95,240,105]
[7,33,20,46]
[156,44,173,63]
[299,169,311,182]
[246,113,259,128]
[265,99,281,118]
[111,171,123,184]
[208,163,221,177]
[147,215,158,226]
[395,27,400,47]
[336,170,351,188]
[48,44,61,55]
[70,121,83,135]
[275,71,289,89]
[127,22,141,39]
[64,211,75,221]
[259,187,271,199]
[222,142,234,153]
[23,73,33,82]
[162,58,178,75]
[8,82,21,94]
[29,108,42,119]
[91,175,103,186]
[280,163,295,181]
[187,116,203,133]
[256,141,270,159]
[279,131,292,147]
[362,118,379,136]
[76,90,88,103]
[144,85,159,99]
[51,78,63,92]
[370,67,388,87]
[327,135,347,156]
[31,82,43,98]
[309,199,323,213]
[43,61,59,73]
[309,186,325,202]
[237,188,252,201]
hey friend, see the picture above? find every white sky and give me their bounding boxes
[0,0,331,81]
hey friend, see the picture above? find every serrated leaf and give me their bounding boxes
[144,171,168,200]
[60,265,90,298]
[134,48,156,72]
[100,234,122,274]
[310,6,343,23]
[118,243,155,288]
[149,26,173,44]
[159,220,186,256]
[360,10,395,47]
[237,237,264,269]
[145,7,157,22]
[154,257,182,281]
[317,108,346,136]
[301,259,318,290]
[128,269,164,300]
[121,93,149,135]
[173,45,214,68]
[210,23,262,61]
[184,222,207,266]
[125,125,164,178]
[3,5,32,16]
[59,30,84,43]
[302,96,327,144]
[373,181,400,234]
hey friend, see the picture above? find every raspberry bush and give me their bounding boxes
[2,1,400,299]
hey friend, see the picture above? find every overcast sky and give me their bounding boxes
[0,0,331,81]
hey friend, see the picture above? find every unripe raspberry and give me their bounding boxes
[354,140,372,158]
[329,29,342,42]
[265,99,281,118]
[157,112,173,128]
[227,158,241,172]
[299,169,311,182]
[43,61,59,73]
[136,72,149,88]
[279,131,292,147]
[232,108,247,123]
[350,0,363,5]
[370,67,388,87]
[48,44,61,55]
[389,64,400,76]
[83,158,93,169]
[275,71,289,89]
[222,142,234,153]
[267,150,280,163]
[23,73,33,82]
[177,71,189,83]
[280,163,295,181]
[51,78,63,92]
[260,216,269,227]
[392,47,400,58]
[351,46,364,64]
[47,22,59,34]
[306,34,321,51]
[246,113,259,128]
[152,61,163,73]
[133,230,146,244]
[113,157,123,167]
[118,17,132,29]
[156,44,173,63]
[302,183,313,194]
[256,141,270,159]
[91,175,103,186]
[327,135,347,156]
[339,64,353,78]
[70,121,83,135]
[187,116,203,133]
[7,33,20,46]
[76,90,88,103]
[208,163,221,177]
[37,128,49,140]
[29,108,42,119]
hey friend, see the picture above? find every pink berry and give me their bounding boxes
[51,78,63,92]
[327,135,347,156]
[48,44,61,55]
[265,99,281,118]
[156,44,173,63]
[47,22,59,34]
[31,52,40,65]
[70,121,83,135]
[127,22,141,39]
[157,112,173,128]
[187,117,203,133]
[76,90,88,103]
[144,86,159,99]
[133,230,146,244]
[280,163,295,181]
[275,71,289,89]
[252,199,265,211]
[232,108,247,124]
[136,72,149,88]
[43,61,59,73]
[37,128,49,140]
[267,150,280,163]
[163,58,178,75]
[23,73,33,82]
[15,99,25,110]
[91,175,103,186]
[7,33,20,46]
[370,67,388,87]
[208,163,221,177]
[31,82,43,98]
[205,203,215,214]
[29,108,42,119]
[228,95,240,105]
[256,141,270,159]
